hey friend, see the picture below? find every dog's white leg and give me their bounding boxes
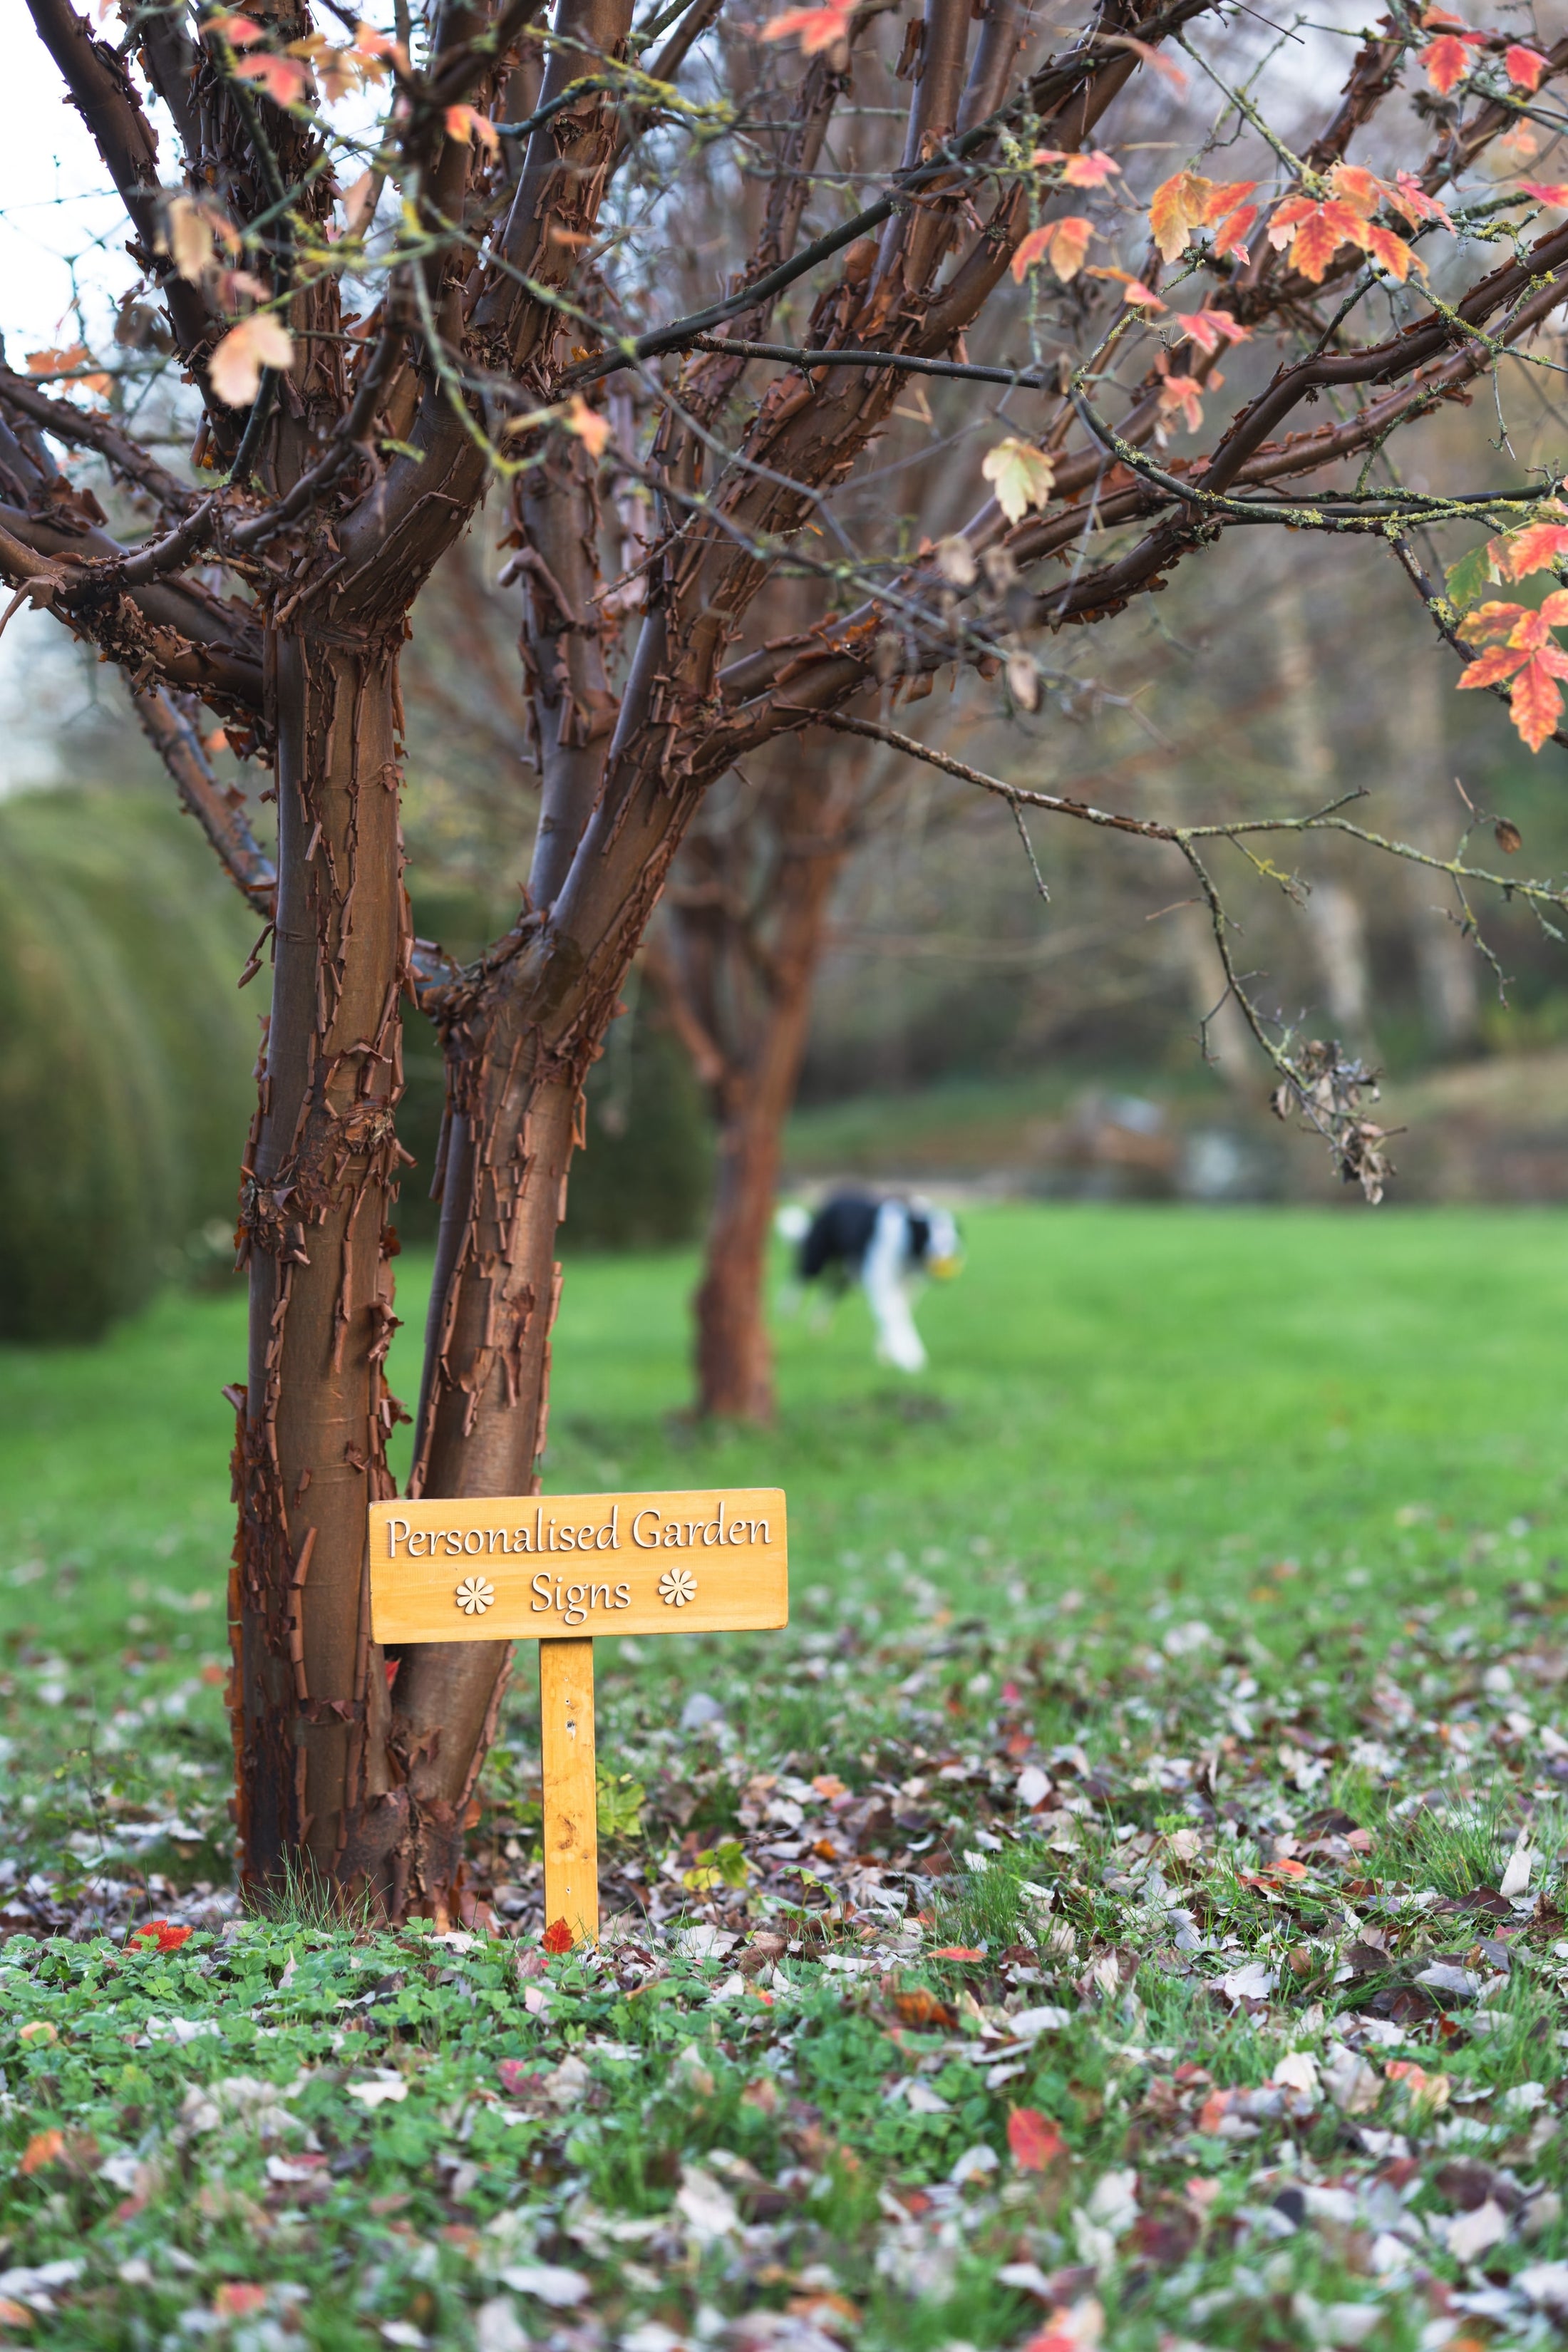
[864,1205,927,1372]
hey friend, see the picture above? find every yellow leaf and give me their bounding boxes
[981,438,1056,526]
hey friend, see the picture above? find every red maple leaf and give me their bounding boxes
[1362,222,1418,281]
[128,1919,192,1952]
[1390,171,1454,231]
[759,0,855,53]
[232,51,311,105]
[1157,369,1207,433]
[214,2286,269,2320]
[1457,592,1568,750]
[1007,2107,1066,2170]
[1499,519,1568,578]
[1423,30,1484,94]
[1211,202,1258,262]
[1269,196,1366,284]
[1180,308,1251,353]
[1505,43,1549,91]
[542,1917,574,1954]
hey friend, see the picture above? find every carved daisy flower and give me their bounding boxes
[658,1566,697,1607]
[455,1575,495,1615]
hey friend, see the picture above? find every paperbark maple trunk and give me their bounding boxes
[689,774,856,1422]
[692,879,841,1421]
[231,633,410,1899]
[388,617,708,1884]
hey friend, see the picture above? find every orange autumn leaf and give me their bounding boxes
[1460,588,1568,639]
[1157,368,1207,433]
[206,11,265,43]
[1148,169,1214,262]
[1505,43,1549,90]
[1031,148,1120,187]
[1086,265,1165,308]
[1011,216,1093,284]
[1388,170,1454,231]
[19,2129,64,2175]
[1520,180,1568,207]
[1501,650,1568,751]
[542,1917,574,1954]
[1362,222,1420,280]
[232,50,311,104]
[1008,2107,1066,2170]
[1498,517,1568,577]
[1045,215,1092,281]
[1459,643,1535,689]
[759,0,854,53]
[1457,592,1568,750]
[1012,225,1051,281]
[890,1985,958,2028]
[25,341,112,395]
[1268,195,1366,283]
[349,21,409,74]
[1200,177,1259,225]
[445,104,500,156]
[1329,163,1383,217]
[214,2285,269,2319]
[1423,30,1483,93]
[1180,306,1250,352]
[1100,31,1186,88]
[562,393,610,458]
[1211,202,1257,263]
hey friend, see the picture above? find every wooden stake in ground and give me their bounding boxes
[538,1636,599,1941]
[368,1488,788,1942]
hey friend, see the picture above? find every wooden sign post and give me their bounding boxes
[368,1488,787,1943]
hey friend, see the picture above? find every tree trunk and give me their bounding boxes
[692,1021,807,1423]
[230,634,410,1902]
[687,770,855,1421]
[386,612,700,1909]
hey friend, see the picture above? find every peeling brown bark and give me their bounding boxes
[231,634,410,1899]
[657,749,866,1421]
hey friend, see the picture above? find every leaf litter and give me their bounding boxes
[2,1563,1568,2343]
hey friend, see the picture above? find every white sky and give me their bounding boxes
[0,28,151,793]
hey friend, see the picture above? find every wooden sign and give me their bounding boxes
[368,1489,787,1944]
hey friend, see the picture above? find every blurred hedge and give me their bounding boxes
[0,789,259,1342]
[0,816,710,1348]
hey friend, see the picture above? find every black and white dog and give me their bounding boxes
[777,1191,961,1372]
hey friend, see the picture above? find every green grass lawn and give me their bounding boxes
[5,1204,1567,1654]
[1,1207,1567,2347]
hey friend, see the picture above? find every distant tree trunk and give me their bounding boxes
[232,634,410,1897]
[1275,577,1375,1056]
[1396,652,1480,1055]
[693,840,842,1419]
[657,751,865,1421]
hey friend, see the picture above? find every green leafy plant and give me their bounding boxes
[597,1768,647,1844]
